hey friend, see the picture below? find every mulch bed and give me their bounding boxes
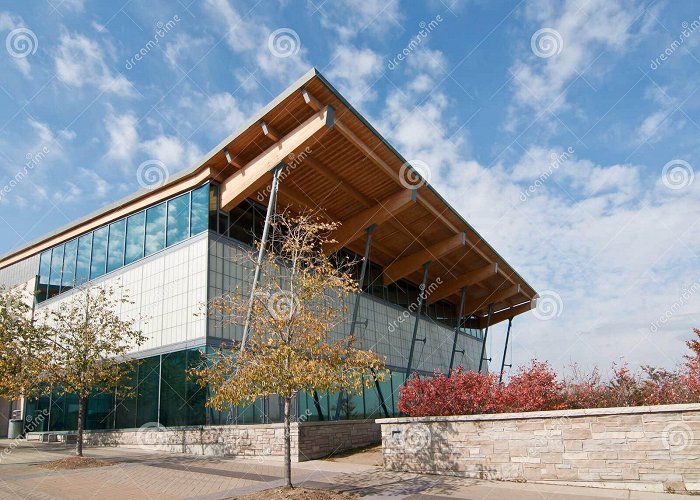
[237,487,355,499]
[37,456,114,470]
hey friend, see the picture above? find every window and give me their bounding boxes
[166,193,190,247]
[37,250,51,302]
[90,227,108,280]
[145,203,166,256]
[107,219,126,273]
[125,212,145,265]
[190,184,208,235]
[75,234,92,286]
[61,239,78,292]
[48,245,64,299]
[208,183,219,231]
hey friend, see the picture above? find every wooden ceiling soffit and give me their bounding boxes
[323,189,417,254]
[478,301,532,329]
[383,232,467,285]
[463,284,521,316]
[427,263,499,304]
[220,105,334,211]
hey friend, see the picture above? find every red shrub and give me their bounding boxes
[497,360,566,412]
[398,368,499,417]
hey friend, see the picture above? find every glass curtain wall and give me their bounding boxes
[36,184,210,304]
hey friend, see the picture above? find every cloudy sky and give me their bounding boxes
[0,0,698,377]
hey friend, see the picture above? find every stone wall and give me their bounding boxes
[43,420,379,462]
[378,403,700,493]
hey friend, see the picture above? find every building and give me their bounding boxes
[0,69,536,434]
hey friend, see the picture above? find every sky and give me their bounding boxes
[0,0,699,378]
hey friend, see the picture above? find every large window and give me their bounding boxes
[125,212,145,265]
[107,219,126,273]
[145,203,166,257]
[35,184,211,304]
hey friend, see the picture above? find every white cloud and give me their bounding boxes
[510,0,643,113]
[204,0,308,82]
[141,135,202,172]
[54,33,134,96]
[163,33,211,72]
[327,46,384,105]
[105,112,139,162]
[0,12,33,77]
[377,75,700,373]
[317,0,402,41]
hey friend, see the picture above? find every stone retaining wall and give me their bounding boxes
[377,404,700,493]
[30,420,379,462]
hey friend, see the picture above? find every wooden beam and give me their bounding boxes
[383,232,466,285]
[323,189,417,254]
[479,301,532,328]
[220,106,334,211]
[260,120,280,141]
[464,284,521,316]
[427,263,498,304]
[417,195,459,233]
[223,148,242,169]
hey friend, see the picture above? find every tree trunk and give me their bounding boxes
[76,396,86,457]
[283,396,292,488]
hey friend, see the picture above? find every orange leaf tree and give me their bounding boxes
[191,213,385,488]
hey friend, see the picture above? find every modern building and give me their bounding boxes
[0,69,536,434]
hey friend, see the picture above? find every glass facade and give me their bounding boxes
[36,184,210,303]
[24,348,207,432]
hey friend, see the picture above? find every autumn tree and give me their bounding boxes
[38,283,146,456]
[191,213,385,488]
[0,285,49,401]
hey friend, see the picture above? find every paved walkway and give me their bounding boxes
[0,440,687,499]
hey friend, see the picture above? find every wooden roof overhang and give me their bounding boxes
[0,69,537,327]
[208,71,537,328]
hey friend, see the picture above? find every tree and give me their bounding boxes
[37,283,146,456]
[191,213,385,488]
[0,285,48,400]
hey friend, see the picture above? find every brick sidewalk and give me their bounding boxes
[0,440,689,499]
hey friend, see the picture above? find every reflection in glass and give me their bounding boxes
[37,250,51,302]
[190,184,208,235]
[48,245,64,299]
[145,203,166,256]
[90,226,108,280]
[75,234,92,285]
[107,219,126,273]
[125,212,145,265]
[166,193,190,247]
[61,239,78,292]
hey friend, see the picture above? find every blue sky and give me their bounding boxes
[1,0,699,376]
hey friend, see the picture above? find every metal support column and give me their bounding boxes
[404,261,432,382]
[478,303,494,373]
[499,317,513,384]
[335,225,375,420]
[240,163,284,355]
[448,287,468,375]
